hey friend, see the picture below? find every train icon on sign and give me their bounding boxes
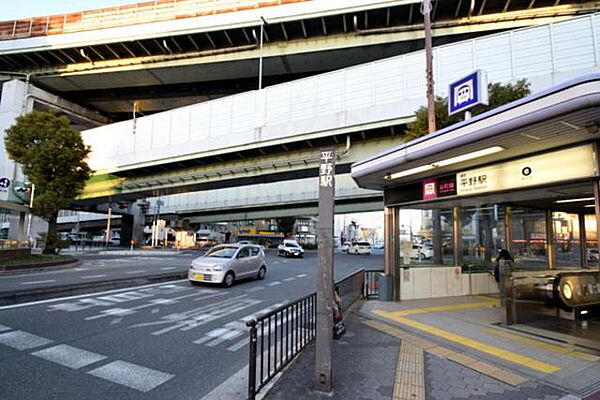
[0,177,11,189]
[448,70,488,115]
[454,81,474,107]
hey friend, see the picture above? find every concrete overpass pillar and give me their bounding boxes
[116,203,145,246]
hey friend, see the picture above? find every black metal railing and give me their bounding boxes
[364,269,382,299]
[246,292,316,400]
[246,267,382,400]
[335,268,366,311]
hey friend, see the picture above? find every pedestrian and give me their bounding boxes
[494,249,513,298]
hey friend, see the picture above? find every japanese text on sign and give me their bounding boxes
[319,151,334,187]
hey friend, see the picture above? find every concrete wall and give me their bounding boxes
[82,13,600,173]
[399,266,498,300]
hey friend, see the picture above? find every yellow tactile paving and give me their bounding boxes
[387,298,499,317]
[481,327,600,362]
[393,342,425,400]
[364,319,530,387]
[374,310,561,374]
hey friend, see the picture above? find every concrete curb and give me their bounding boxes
[0,271,187,306]
[0,259,83,276]
[96,250,191,256]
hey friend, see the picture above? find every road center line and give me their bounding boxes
[81,275,107,279]
[21,280,56,285]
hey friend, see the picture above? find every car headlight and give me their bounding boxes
[213,266,223,271]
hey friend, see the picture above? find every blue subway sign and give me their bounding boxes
[448,70,488,115]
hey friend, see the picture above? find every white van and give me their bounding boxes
[277,239,304,258]
[347,241,371,255]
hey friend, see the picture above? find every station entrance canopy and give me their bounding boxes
[351,73,600,343]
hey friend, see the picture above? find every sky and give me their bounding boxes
[1,1,143,20]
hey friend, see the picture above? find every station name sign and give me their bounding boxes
[448,70,488,115]
[456,144,596,196]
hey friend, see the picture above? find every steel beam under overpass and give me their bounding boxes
[181,198,383,224]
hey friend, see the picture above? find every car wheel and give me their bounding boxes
[257,266,267,280]
[223,271,235,288]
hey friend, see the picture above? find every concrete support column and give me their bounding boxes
[504,207,513,255]
[384,206,399,300]
[579,213,588,269]
[453,207,462,267]
[432,209,443,265]
[594,179,600,266]
[545,210,555,270]
[17,212,25,243]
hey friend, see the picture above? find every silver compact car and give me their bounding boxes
[189,244,267,287]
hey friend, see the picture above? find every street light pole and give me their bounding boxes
[25,183,35,243]
[258,16,268,90]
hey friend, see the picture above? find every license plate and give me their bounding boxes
[194,273,204,280]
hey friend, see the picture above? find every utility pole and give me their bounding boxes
[423,0,436,134]
[315,147,335,393]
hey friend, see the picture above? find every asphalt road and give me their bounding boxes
[0,250,383,400]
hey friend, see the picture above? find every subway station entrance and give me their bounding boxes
[351,74,600,349]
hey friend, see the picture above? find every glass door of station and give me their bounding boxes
[397,205,599,270]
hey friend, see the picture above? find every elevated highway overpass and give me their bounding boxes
[69,12,600,220]
[0,0,595,120]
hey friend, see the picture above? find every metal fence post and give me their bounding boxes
[246,318,258,400]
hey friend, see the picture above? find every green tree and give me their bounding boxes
[405,79,531,139]
[4,111,92,254]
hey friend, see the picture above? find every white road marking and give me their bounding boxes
[199,364,247,400]
[0,280,189,310]
[85,308,137,320]
[227,337,249,352]
[0,331,53,350]
[0,324,10,332]
[81,275,107,279]
[267,281,281,286]
[245,286,264,292]
[32,344,106,369]
[131,295,261,335]
[296,274,307,278]
[88,360,174,392]
[160,267,176,270]
[21,280,56,285]
[126,270,146,274]
[282,277,295,282]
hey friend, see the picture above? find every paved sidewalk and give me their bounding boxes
[264,296,600,400]
[265,312,400,400]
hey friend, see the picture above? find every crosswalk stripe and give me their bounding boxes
[88,360,174,392]
[0,330,53,350]
[32,344,106,370]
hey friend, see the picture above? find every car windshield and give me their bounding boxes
[205,247,237,258]
[285,242,300,248]
[357,242,370,246]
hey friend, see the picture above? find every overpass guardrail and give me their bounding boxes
[0,0,312,40]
